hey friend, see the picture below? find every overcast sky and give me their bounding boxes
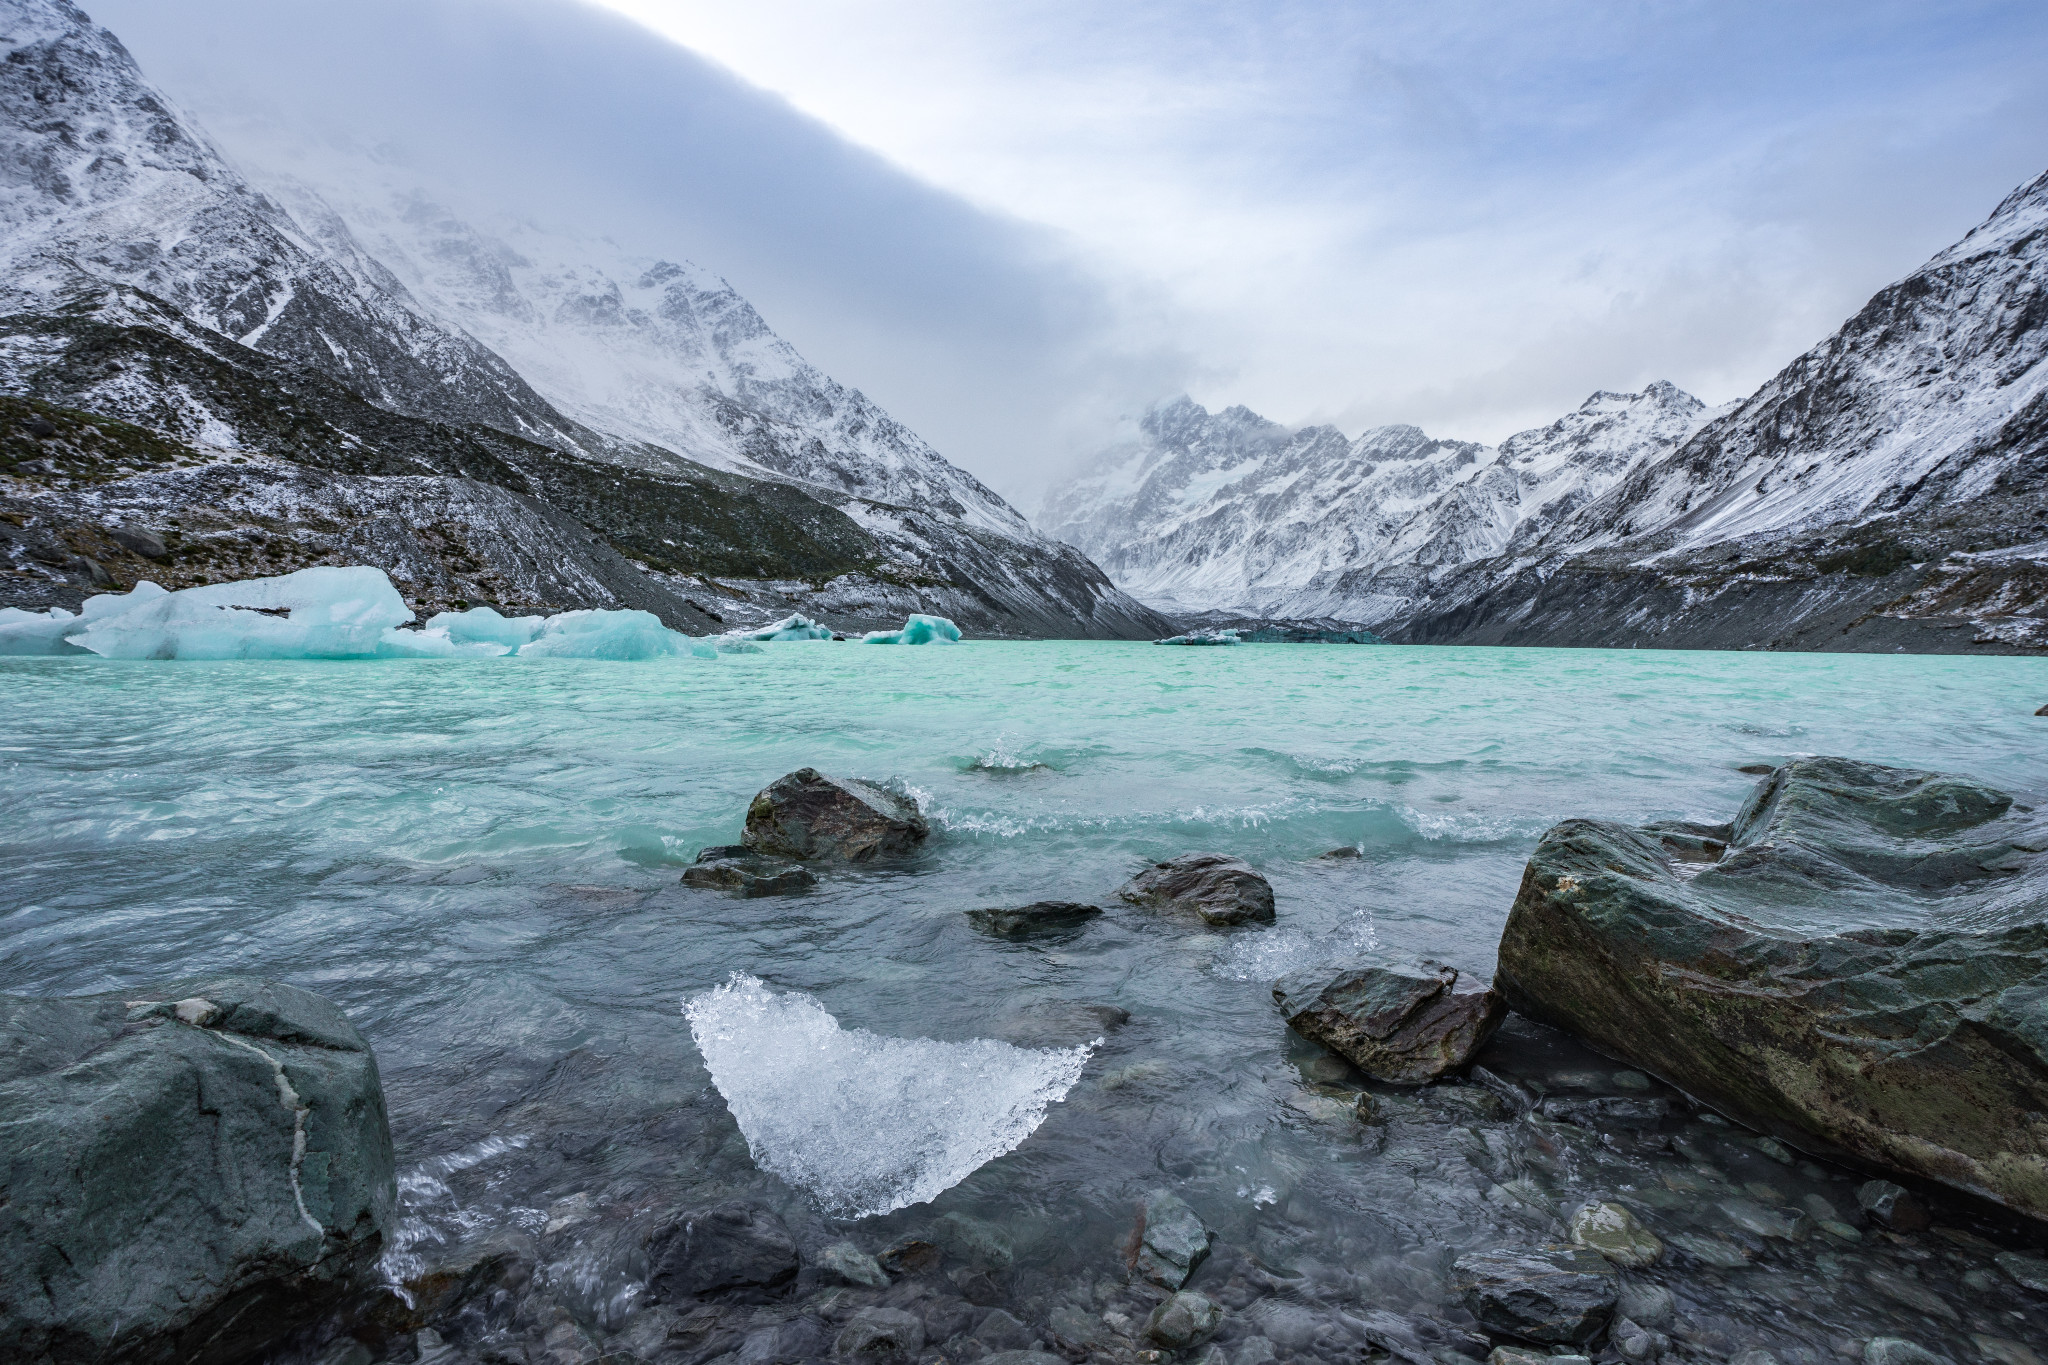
[90,0,2048,508]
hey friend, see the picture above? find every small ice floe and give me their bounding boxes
[0,567,718,660]
[1156,628,1242,646]
[863,613,961,645]
[731,613,836,641]
[684,973,1092,1218]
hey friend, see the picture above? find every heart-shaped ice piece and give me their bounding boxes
[686,974,1094,1217]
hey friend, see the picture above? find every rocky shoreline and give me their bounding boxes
[4,760,2045,1365]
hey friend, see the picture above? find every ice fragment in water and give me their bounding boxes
[733,612,836,641]
[685,973,1092,1217]
[863,614,961,645]
[1,568,717,661]
[514,608,711,659]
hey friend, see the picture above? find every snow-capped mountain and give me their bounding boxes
[1394,167,2048,652]
[1042,382,1716,620]
[0,0,1170,638]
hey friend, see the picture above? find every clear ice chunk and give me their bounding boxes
[735,613,836,641]
[685,973,1093,1218]
[863,614,962,645]
[512,608,710,660]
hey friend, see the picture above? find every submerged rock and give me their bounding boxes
[644,1201,799,1299]
[1857,1179,1929,1233]
[0,978,395,1365]
[1494,757,2048,1222]
[817,1240,889,1288]
[1566,1201,1663,1267]
[835,1307,926,1357]
[1146,1291,1223,1348]
[1452,1245,1617,1345]
[1273,957,1506,1084]
[682,845,819,897]
[743,768,930,862]
[1119,853,1276,926]
[965,901,1102,938]
[1126,1189,1213,1289]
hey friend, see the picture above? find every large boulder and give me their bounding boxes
[0,978,395,1365]
[742,768,929,862]
[1495,756,2048,1222]
[1274,957,1505,1084]
[1118,853,1275,926]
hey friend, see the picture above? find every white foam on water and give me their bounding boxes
[685,974,1093,1218]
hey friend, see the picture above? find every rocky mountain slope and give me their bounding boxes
[1047,168,2048,654]
[1042,382,1716,621]
[1390,169,2048,653]
[0,0,1170,638]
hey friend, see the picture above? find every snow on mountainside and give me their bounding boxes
[0,0,584,447]
[1390,167,2048,653]
[0,0,1168,637]
[1042,382,1716,619]
[265,172,1035,538]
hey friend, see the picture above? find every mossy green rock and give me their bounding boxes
[1496,756,2048,1222]
[0,978,395,1364]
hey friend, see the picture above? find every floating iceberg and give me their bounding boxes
[864,613,962,645]
[1156,628,1242,646]
[685,974,1093,1218]
[734,613,836,642]
[0,567,718,661]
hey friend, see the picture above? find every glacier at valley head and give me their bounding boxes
[863,614,962,645]
[684,974,1093,1218]
[0,568,717,661]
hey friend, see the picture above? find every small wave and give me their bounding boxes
[1214,916,1378,983]
[377,1133,536,1297]
[1394,806,1551,844]
[685,974,1092,1218]
[963,733,1054,775]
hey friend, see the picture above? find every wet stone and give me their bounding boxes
[973,1307,1035,1351]
[1452,1245,1617,1346]
[1273,956,1507,1085]
[1145,1291,1223,1348]
[1858,1181,1929,1233]
[1118,852,1276,926]
[1863,1340,1950,1365]
[1127,1189,1213,1289]
[933,1212,1014,1270]
[1996,1250,2048,1292]
[681,847,819,897]
[644,1202,799,1300]
[966,901,1103,938]
[818,1241,890,1289]
[979,1354,1067,1365]
[834,1306,925,1357]
[1719,1198,1804,1240]
[743,768,929,862]
[1568,1201,1663,1267]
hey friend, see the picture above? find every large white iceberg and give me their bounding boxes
[685,974,1093,1218]
[734,613,836,642]
[863,613,962,645]
[0,567,718,661]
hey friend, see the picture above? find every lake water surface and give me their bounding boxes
[3,642,2043,1362]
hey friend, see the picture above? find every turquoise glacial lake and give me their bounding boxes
[2,641,2043,1359]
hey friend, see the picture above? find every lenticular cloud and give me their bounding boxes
[685,974,1093,1218]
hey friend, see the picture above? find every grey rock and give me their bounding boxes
[1145,1292,1222,1349]
[1729,1352,1781,1365]
[1234,1335,1278,1365]
[965,901,1102,938]
[1493,757,2048,1223]
[644,1201,799,1299]
[739,1318,829,1363]
[1567,1201,1663,1267]
[1273,956,1506,1085]
[1863,1341,1952,1365]
[978,1354,1066,1365]
[1857,1180,1928,1233]
[1614,1282,1675,1329]
[1451,1245,1617,1346]
[1127,1189,1213,1288]
[0,978,395,1365]
[834,1307,925,1357]
[1047,1304,1101,1346]
[1319,846,1363,859]
[1490,1352,1589,1365]
[972,1308,1034,1351]
[816,1240,889,1288]
[932,1211,1014,1270]
[681,848,818,897]
[1996,1249,2048,1292]
[875,1236,939,1276]
[109,525,167,559]
[1249,1302,1323,1349]
[1119,852,1276,926]
[744,769,929,862]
